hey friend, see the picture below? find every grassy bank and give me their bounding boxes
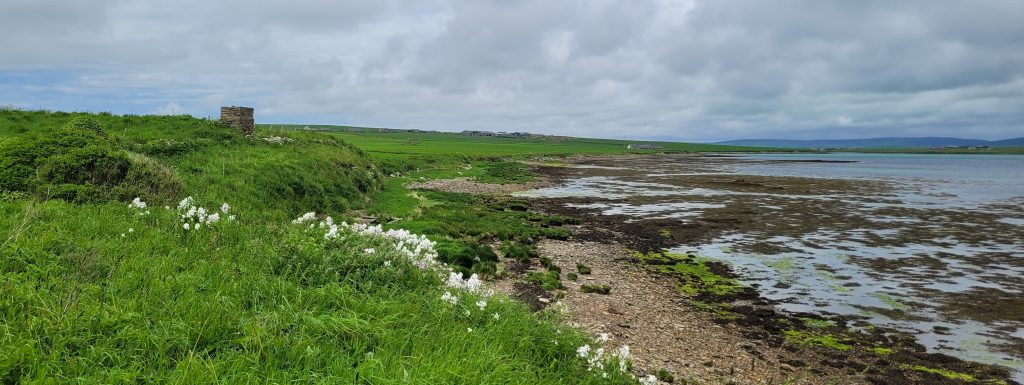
[0,110,642,384]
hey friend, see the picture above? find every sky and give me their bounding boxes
[1,0,1022,142]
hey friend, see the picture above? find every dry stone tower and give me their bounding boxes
[219,106,254,135]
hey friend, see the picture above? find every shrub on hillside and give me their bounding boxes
[436,241,498,276]
[0,117,180,202]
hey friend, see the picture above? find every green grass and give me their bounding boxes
[526,271,564,291]
[1,110,381,219]
[260,123,764,159]
[0,110,642,384]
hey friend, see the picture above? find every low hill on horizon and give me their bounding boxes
[714,136,1024,149]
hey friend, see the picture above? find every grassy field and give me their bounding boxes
[0,110,643,384]
[259,124,762,158]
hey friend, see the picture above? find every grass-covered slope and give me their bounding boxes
[1,110,381,218]
[0,110,639,384]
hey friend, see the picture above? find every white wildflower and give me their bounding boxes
[577,345,591,359]
[129,197,147,210]
[128,228,134,233]
[441,291,458,306]
[183,223,190,230]
[194,223,201,230]
[292,211,316,224]
[617,345,630,372]
[493,313,500,321]
[598,333,609,343]
[476,299,487,311]
[177,196,194,211]
[324,225,339,240]
[467,328,473,333]
[364,248,375,255]
[207,213,220,224]
[383,260,392,267]
[639,375,659,385]
[228,215,236,221]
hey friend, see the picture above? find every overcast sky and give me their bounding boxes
[1,0,1022,141]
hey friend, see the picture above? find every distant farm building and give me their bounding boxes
[626,143,663,150]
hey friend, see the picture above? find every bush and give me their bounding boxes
[576,263,592,275]
[0,118,181,202]
[436,241,498,276]
[656,368,675,383]
[501,242,538,263]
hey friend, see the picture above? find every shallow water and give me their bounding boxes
[521,153,1024,379]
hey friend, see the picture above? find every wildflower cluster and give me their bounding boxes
[298,212,441,270]
[261,136,294,145]
[128,197,150,215]
[576,338,645,381]
[639,375,659,385]
[291,212,502,322]
[178,196,235,230]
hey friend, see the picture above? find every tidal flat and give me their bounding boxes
[520,153,1024,383]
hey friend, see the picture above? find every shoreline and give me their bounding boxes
[418,153,1021,385]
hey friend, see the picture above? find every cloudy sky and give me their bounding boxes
[1,0,1022,141]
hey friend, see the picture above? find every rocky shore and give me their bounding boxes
[412,154,1022,385]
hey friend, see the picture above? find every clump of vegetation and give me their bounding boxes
[581,284,611,295]
[502,241,539,263]
[576,263,592,275]
[566,273,579,281]
[436,241,498,276]
[539,256,560,273]
[656,368,675,383]
[527,270,564,291]
[476,161,536,184]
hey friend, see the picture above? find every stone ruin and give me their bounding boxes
[219,106,254,135]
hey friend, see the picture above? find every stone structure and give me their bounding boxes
[219,106,254,134]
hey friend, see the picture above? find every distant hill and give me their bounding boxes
[990,137,1024,147]
[714,137,1024,149]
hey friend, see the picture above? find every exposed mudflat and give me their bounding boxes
[517,154,1023,384]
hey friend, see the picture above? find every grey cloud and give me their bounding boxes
[0,0,1021,141]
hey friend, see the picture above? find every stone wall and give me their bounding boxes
[219,106,254,135]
